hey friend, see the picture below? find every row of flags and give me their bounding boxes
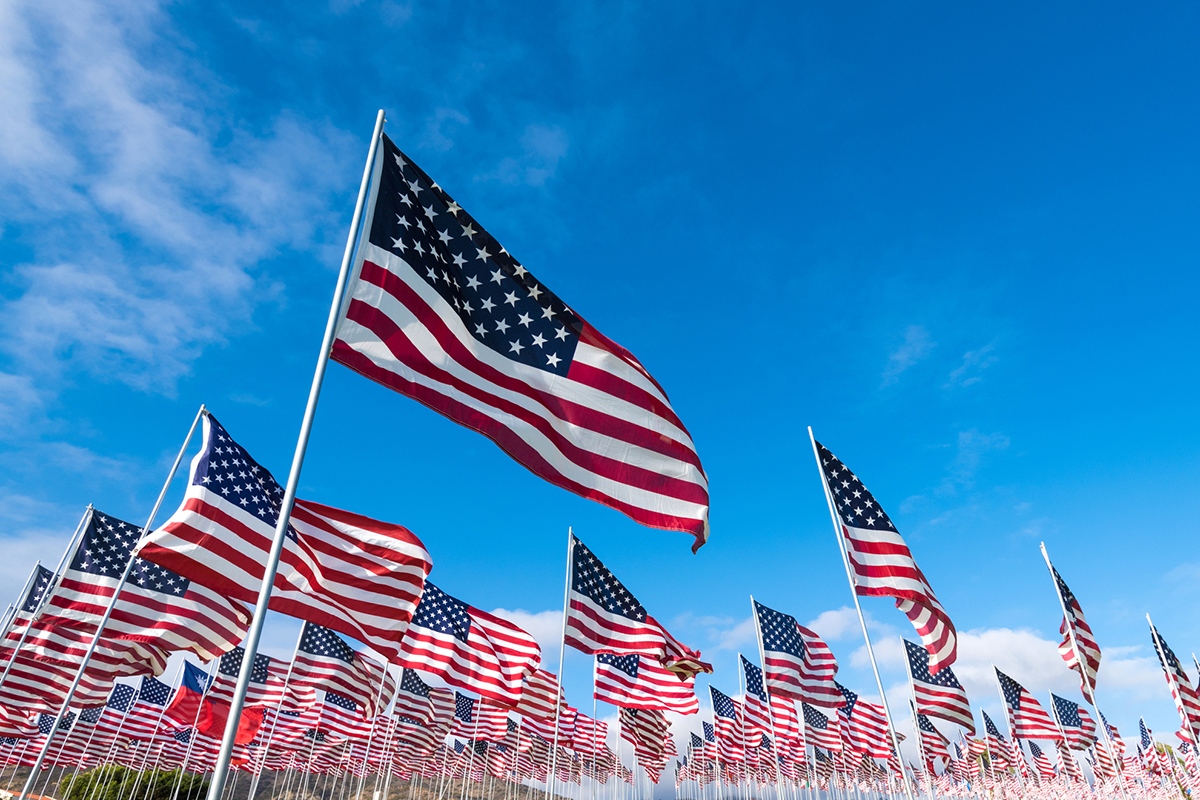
[3,115,1198,800]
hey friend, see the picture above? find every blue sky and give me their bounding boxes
[2,0,1199,761]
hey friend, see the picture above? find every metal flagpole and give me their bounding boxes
[807,428,914,800]
[547,528,575,800]
[988,668,1028,798]
[1147,614,1200,750]
[17,403,206,800]
[1037,543,1129,800]
[748,604,794,800]
[0,507,93,692]
[201,107,387,800]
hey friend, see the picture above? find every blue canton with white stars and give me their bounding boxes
[754,601,804,659]
[802,704,830,731]
[107,684,136,711]
[369,135,582,376]
[815,442,897,531]
[138,676,173,707]
[598,653,639,679]
[917,714,940,735]
[983,710,1004,739]
[454,693,474,723]
[326,693,358,713]
[219,645,271,683]
[1051,694,1083,728]
[709,687,737,720]
[299,622,357,665]
[410,583,472,643]
[702,722,715,742]
[400,669,431,699]
[194,415,292,538]
[835,682,859,716]
[80,707,103,724]
[571,537,647,622]
[76,510,190,596]
[739,655,767,701]
[996,670,1025,712]
[22,565,55,612]
[905,639,964,689]
[1140,719,1153,750]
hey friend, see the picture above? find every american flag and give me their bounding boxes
[802,703,841,751]
[1049,564,1102,695]
[1055,740,1084,782]
[393,669,440,726]
[571,713,609,757]
[904,639,974,734]
[564,536,707,677]
[1149,623,1200,745]
[752,600,842,707]
[1027,741,1056,779]
[709,687,745,760]
[331,134,710,550]
[0,634,151,712]
[916,711,950,762]
[982,710,1012,766]
[0,564,55,649]
[739,656,772,736]
[996,669,1063,741]
[318,692,371,741]
[594,653,698,715]
[452,693,510,742]
[36,509,250,663]
[293,622,395,718]
[1050,694,1096,751]
[835,683,891,758]
[513,668,565,721]
[399,582,540,708]
[0,706,37,740]
[207,646,297,708]
[619,708,671,766]
[814,442,957,672]
[136,414,432,662]
[120,676,174,740]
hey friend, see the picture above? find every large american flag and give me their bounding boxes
[330,134,709,550]
[136,413,432,662]
[37,509,250,663]
[594,653,698,715]
[1149,623,1200,745]
[995,669,1063,741]
[903,639,973,734]
[835,683,891,759]
[513,669,566,721]
[564,536,707,677]
[1050,694,1096,751]
[396,582,540,708]
[1050,565,1102,695]
[814,442,957,672]
[292,622,395,718]
[752,600,842,707]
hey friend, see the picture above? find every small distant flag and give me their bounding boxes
[995,669,1063,741]
[904,639,973,734]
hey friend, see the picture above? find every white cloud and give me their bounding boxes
[881,325,934,387]
[0,0,355,403]
[672,612,757,653]
[486,123,570,188]
[0,372,42,434]
[946,342,998,388]
[490,608,563,666]
[806,606,865,643]
[939,428,1009,494]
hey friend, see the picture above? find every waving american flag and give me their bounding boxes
[1048,560,1102,695]
[904,639,973,734]
[331,133,709,550]
[814,440,957,673]
[996,668,1063,742]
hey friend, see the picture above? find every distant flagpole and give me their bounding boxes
[17,403,205,800]
[1038,543,1128,800]
[807,426,914,800]
[747,598,794,800]
[546,528,574,800]
[201,108,387,800]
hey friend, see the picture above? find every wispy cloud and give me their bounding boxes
[0,0,355,407]
[938,428,1010,495]
[672,612,757,653]
[881,325,934,387]
[946,341,998,388]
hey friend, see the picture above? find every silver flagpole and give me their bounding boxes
[546,528,575,800]
[806,427,914,800]
[201,107,387,800]
[17,403,206,800]
[1037,542,1129,800]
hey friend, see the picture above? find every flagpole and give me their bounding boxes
[1037,543,1128,800]
[807,428,914,800]
[1147,614,1200,753]
[201,107,386,800]
[748,600,795,800]
[547,527,575,800]
[17,403,206,800]
[0,507,93,692]
[900,657,933,800]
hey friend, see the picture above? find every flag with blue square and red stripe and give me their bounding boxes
[996,669,1063,742]
[1049,563,1102,694]
[331,132,709,551]
[292,622,395,718]
[814,441,957,673]
[1149,623,1200,744]
[1050,694,1096,750]
[594,653,698,715]
[904,639,973,734]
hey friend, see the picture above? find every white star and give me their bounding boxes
[554,326,569,341]
[461,300,474,314]
[438,229,452,244]
[391,236,408,252]
[397,215,412,229]
[423,205,438,221]
[517,313,532,327]
[528,284,543,300]
[509,340,524,354]
[481,297,496,312]
[531,333,546,347]
[490,268,506,285]
[504,291,519,306]
[495,319,510,334]
[541,305,557,320]
[465,274,481,290]
[447,201,461,216]
[475,247,491,262]
[461,223,477,239]
[513,264,527,278]
[407,179,421,194]
[453,253,468,268]
[475,323,488,336]
[546,353,561,368]
[394,153,407,169]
